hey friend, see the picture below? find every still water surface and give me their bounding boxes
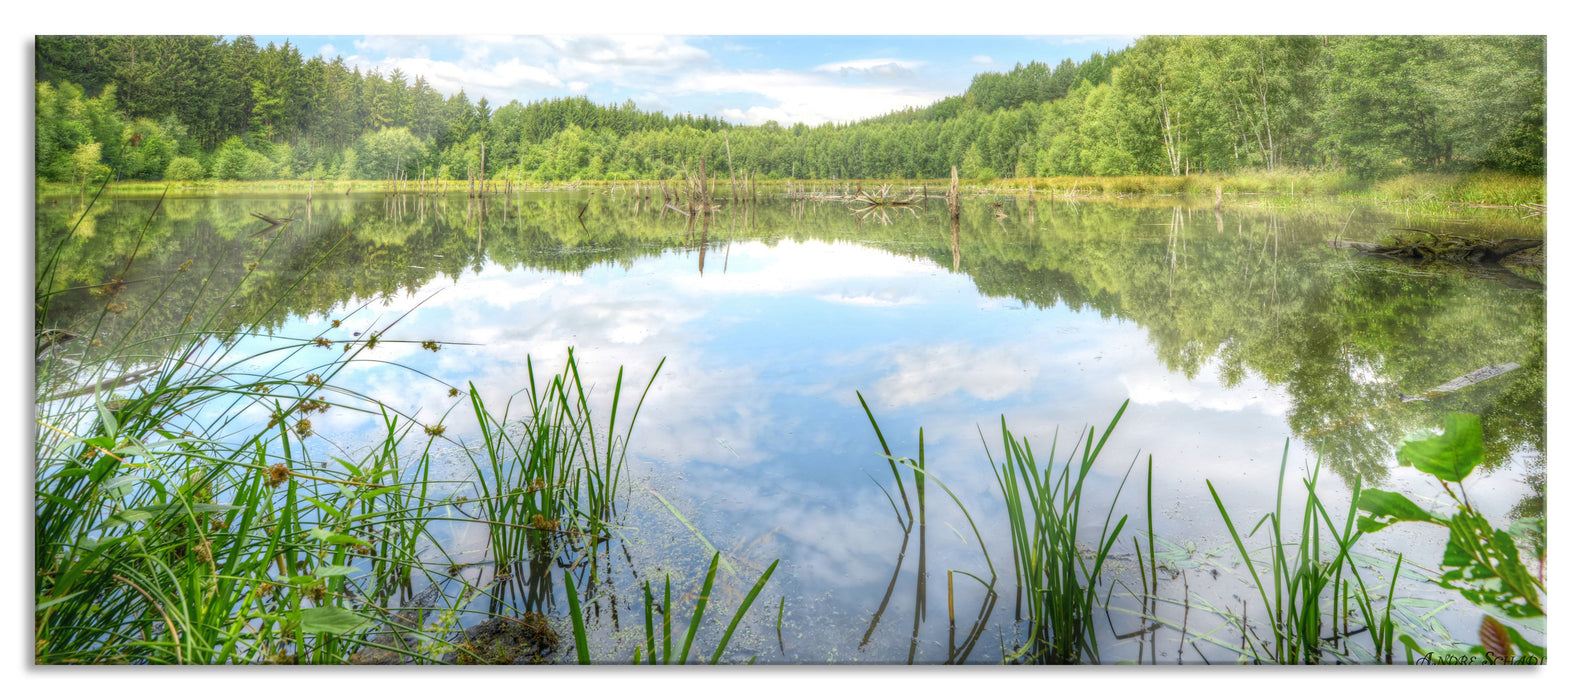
[37,191,1545,663]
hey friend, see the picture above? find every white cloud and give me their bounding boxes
[812,58,925,79]
[970,55,995,66]
[678,70,947,126]
[341,35,947,125]
[344,35,710,104]
[1120,359,1290,415]
[815,293,924,308]
[873,343,1034,408]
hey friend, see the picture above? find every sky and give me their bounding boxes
[244,35,1136,127]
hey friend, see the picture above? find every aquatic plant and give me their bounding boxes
[33,189,653,664]
[1206,443,1381,664]
[1355,413,1546,663]
[989,402,1135,664]
[457,350,661,569]
[561,552,778,664]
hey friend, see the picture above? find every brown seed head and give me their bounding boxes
[267,463,291,488]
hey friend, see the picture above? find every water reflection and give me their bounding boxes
[37,191,1544,662]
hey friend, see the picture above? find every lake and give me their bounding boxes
[35,188,1545,663]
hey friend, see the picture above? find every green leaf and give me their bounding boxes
[102,474,142,490]
[298,606,370,635]
[303,495,344,521]
[94,394,119,439]
[1396,413,1483,482]
[313,565,361,578]
[1503,624,1547,660]
[308,529,373,548]
[362,485,403,500]
[1356,489,1443,532]
[35,590,89,612]
[1440,510,1544,619]
[94,503,179,530]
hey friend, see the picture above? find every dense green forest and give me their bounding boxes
[34,35,1545,185]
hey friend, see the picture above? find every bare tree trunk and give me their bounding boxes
[725,131,738,202]
[948,166,960,221]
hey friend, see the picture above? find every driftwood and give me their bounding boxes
[1328,231,1543,264]
[1400,363,1520,403]
[250,212,297,226]
[851,183,922,207]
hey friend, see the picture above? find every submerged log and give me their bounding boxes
[1327,236,1543,264]
[250,212,297,225]
[1400,363,1521,402]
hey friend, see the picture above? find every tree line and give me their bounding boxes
[35,35,1544,185]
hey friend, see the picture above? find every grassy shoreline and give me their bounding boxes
[36,170,1546,208]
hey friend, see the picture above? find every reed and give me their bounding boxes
[456,351,661,571]
[562,552,778,664]
[988,401,1135,664]
[1205,442,1372,664]
[33,192,652,664]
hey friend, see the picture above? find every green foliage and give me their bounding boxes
[1441,510,1544,618]
[33,35,1544,185]
[1395,413,1483,482]
[1357,413,1544,636]
[1356,489,1442,533]
[1206,445,1372,664]
[164,156,206,181]
[562,552,778,665]
[354,127,426,179]
[32,197,663,664]
[210,136,276,181]
[992,403,1134,664]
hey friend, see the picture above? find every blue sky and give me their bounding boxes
[245,35,1136,126]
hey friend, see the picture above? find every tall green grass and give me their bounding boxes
[989,402,1135,664]
[34,187,652,664]
[560,552,779,664]
[1205,442,1394,664]
[458,351,661,572]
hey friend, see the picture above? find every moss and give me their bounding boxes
[453,613,560,665]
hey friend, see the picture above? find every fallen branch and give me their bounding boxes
[250,212,297,225]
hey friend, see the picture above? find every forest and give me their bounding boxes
[34,35,1545,186]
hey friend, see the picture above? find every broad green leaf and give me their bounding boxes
[1503,624,1547,660]
[1400,427,1438,443]
[1356,489,1443,532]
[298,606,370,635]
[313,565,360,578]
[326,533,372,548]
[1396,413,1483,482]
[1440,511,1544,619]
